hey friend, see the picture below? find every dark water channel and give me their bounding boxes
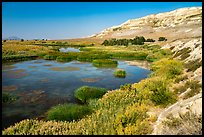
[2,59,151,129]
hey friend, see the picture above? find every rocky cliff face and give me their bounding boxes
[91,7,202,42]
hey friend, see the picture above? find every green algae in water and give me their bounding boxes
[43,64,52,66]
[28,66,37,69]
[40,78,49,83]
[4,69,28,78]
[49,67,80,71]
[2,65,16,70]
[81,77,103,83]
[2,85,18,92]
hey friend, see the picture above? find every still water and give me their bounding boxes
[2,59,151,129]
[59,47,80,52]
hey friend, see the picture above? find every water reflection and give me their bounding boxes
[59,47,80,52]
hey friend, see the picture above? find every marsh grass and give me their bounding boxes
[113,69,126,78]
[47,103,92,122]
[92,59,118,68]
[49,67,80,71]
[74,86,107,103]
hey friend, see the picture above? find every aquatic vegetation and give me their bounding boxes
[2,55,38,63]
[40,78,49,83]
[47,103,92,122]
[81,77,102,83]
[3,69,28,78]
[2,93,17,104]
[2,85,18,92]
[77,51,111,62]
[92,59,118,68]
[2,65,16,70]
[111,52,148,60]
[43,55,58,60]
[43,64,52,66]
[49,67,80,71]
[2,44,52,62]
[28,66,37,69]
[113,69,126,78]
[74,86,107,103]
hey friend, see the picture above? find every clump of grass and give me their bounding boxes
[113,69,126,78]
[56,56,73,62]
[92,59,118,68]
[74,86,107,103]
[43,55,58,60]
[173,80,202,98]
[162,111,202,135]
[173,47,191,59]
[185,59,202,72]
[183,80,202,99]
[174,75,188,83]
[47,103,91,122]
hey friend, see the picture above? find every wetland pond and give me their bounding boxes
[2,59,151,129]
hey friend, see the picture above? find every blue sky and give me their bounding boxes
[2,2,202,40]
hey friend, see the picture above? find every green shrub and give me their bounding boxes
[149,79,177,106]
[74,86,107,103]
[151,58,183,79]
[92,59,118,68]
[174,75,188,83]
[158,37,167,41]
[47,103,91,122]
[145,38,155,42]
[120,83,132,91]
[2,93,16,104]
[114,69,126,78]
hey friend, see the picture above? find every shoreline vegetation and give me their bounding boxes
[2,38,201,135]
